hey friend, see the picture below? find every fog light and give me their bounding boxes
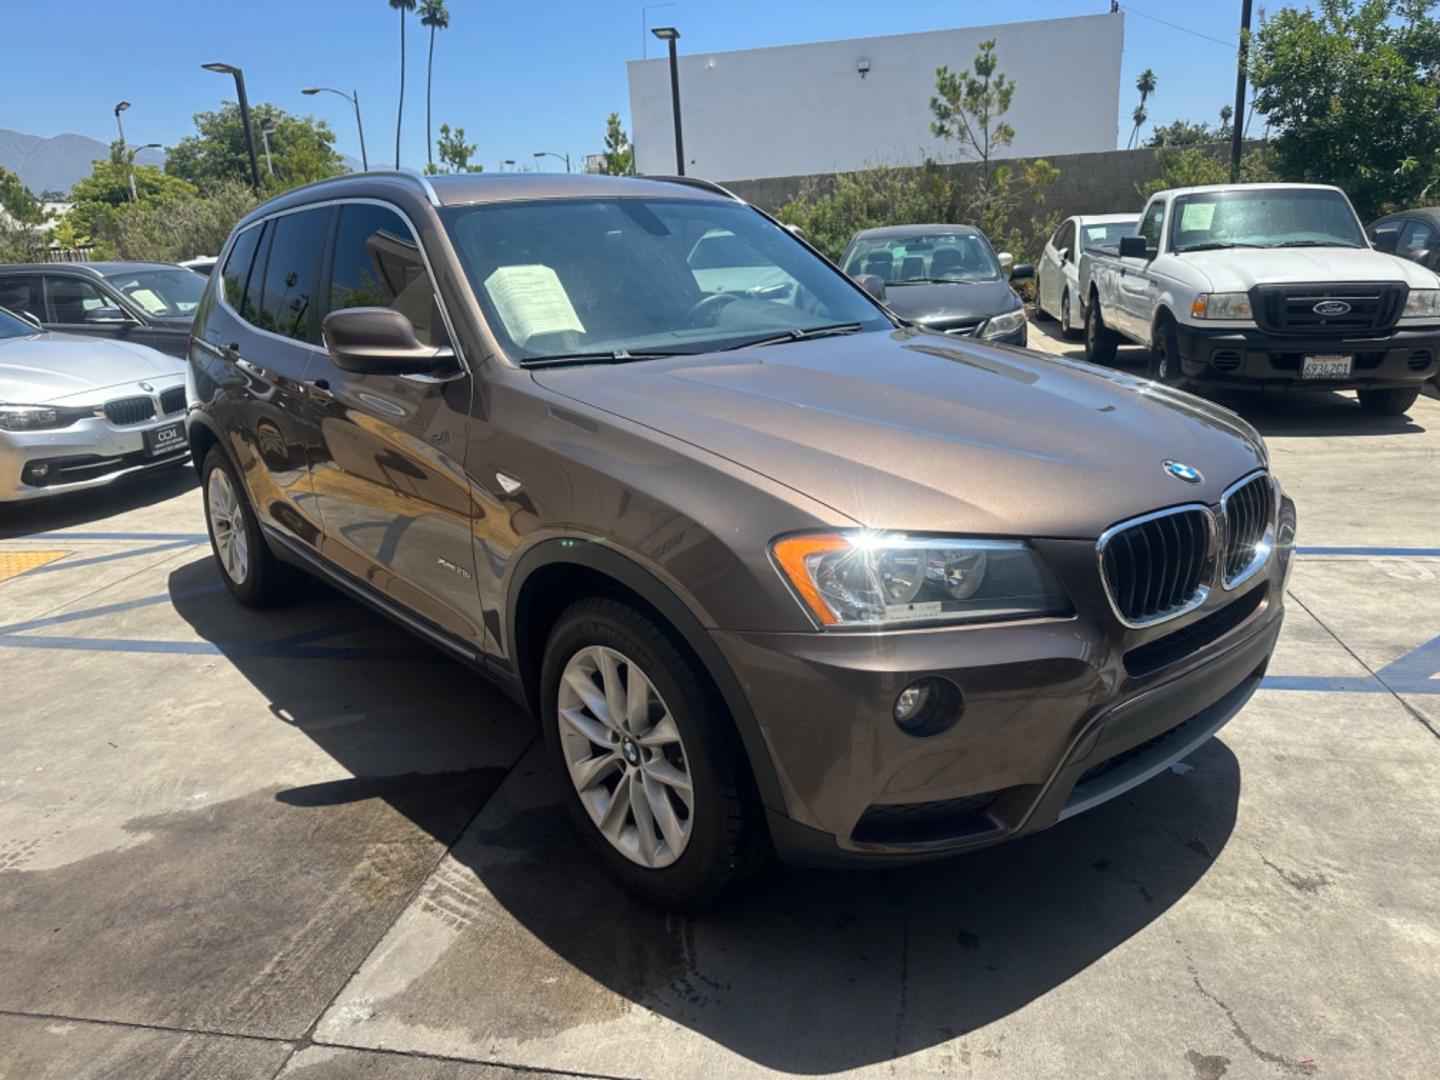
[893,676,962,737]
[31,463,49,478]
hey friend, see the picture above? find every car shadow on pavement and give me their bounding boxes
[1217,390,1427,438]
[167,556,1242,1073]
[0,462,196,538]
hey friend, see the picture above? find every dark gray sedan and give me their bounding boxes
[839,224,1033,345]
[0,261,204,359]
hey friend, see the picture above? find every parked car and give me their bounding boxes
[179,256,218,277]
[838,225,1032,345]
[1364,207,1440,273]
[0,261,205,359]
[1082,182,1440,415]
[0,304,188,501]
[190,171,1294,906]
[1036,213,1138,337]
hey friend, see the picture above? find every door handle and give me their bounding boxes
[305,378,333,401]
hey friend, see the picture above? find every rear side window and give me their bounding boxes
[0,275,39,318]
[1400,219,1436,255]
[220,225,262,313]
[44,276,112,323]
[1138,200,1166,250]
[325,203,445,346]
[257,208,329,341]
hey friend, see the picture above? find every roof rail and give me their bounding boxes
[648,175,744,202]
[257,168,442,207]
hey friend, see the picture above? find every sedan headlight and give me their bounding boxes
[771,532,1071,628]
[0,404,96,432]
[981,308,1027,340]
[1191,292,1253,320]
[1402,288,1440,319]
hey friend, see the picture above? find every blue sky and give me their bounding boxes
[1,0,1264,173]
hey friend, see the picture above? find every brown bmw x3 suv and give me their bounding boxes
[187,171,1297,906]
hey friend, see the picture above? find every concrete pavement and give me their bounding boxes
[1,319,1437,1079]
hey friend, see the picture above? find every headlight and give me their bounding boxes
[1191,292,1253,320]
[0,405,95,432]
[1402,288,1440,319]
[981,308,1027,340]
[771,532,1071,628]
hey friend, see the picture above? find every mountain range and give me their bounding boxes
[0,128,166,197]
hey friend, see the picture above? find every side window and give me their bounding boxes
[326,203,445,346]
[242,221,271,324]
[0,275,39,318]
[1050,221,1071,253]
[1138,201,1165,250]
[220,224,262,313]
[44,276,113,323]
[1399,219,1435,256]
[257,208,329,341]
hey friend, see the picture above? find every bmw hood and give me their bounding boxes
[0,333,185,405]
[881,279,1020,328]
[532,327,1267,539]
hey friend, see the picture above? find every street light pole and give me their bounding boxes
[125,143,162,200]
[203,63,262,193]
[260,122,276,175]
[1230,0,1253,183]
[651,27,684,175]
[302,86,369,172]
[533,151,571,173]
[113,102,136,201]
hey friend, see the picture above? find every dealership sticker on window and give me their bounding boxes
[1179,202,1217,232]
[483,264,585,345]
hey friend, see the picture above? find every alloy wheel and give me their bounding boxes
[207,468,250,586]
[1061,292,1071,333]
[557,645,694,868]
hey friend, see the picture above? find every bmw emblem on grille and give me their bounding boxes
[1163,460,1203,484]
[1313,300,1351,316]
[138,381,154,392]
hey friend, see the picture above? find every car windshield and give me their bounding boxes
[102,268,206,317]
[1169,189,1366,252]
[842,232,1001,285]
[441,197,889,362]
[0,307,37,338]
[1080,221,1138,249]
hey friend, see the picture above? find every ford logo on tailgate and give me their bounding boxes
[1313,300,1351,316]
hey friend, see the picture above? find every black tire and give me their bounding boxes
[1149,318,1187,388]
[1356,387,1421,416]
[1084,293,1119,365]
[201,446,307,608]
[1060,290,1079,339]
[540,596,764,908]
[1033,274,1053,321]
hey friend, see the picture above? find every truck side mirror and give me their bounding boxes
[1119,235,1151,259]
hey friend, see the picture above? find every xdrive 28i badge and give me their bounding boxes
[1163,460,1203,484]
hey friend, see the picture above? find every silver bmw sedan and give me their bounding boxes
[0,305,189,501]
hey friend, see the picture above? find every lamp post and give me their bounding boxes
[650,26,684,175]
[259,120,276,175]
[533,150,571,173]
[124,143,162,201]
[502,159,516,172]
[201,62,262,192]
[113,102,137,200]
[302,86,369,172]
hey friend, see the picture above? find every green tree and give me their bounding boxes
[599,113,633,175]
[1250,0,1440,219]
[389,0,418,169]
[110,179,259,262]
[0,165,47,262]
[165,104,345,190]
[1129,68,1157,148]
[69,151,196,247]
[930,40,1015,196]
[420,0,450,170]
[1137,143,1276,200]
[427,123,481,173]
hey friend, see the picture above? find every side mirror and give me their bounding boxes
[785,223,808,240]
[322,307,452,376]
[1009,263,1035,281]
[1119,235,1151,259]
[17,309,43,331]
[997,252,1015,273]
[1055,246,1069,264]
[1371,232,1398,254]
[854,273,887,302]
[1410,247,1431,266]
[85,306,130,324]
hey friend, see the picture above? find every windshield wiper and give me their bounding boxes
[720,323,865,350]
[1273,240,1363,248]
[1175,242,1269,252]
[523,348,693,367]
[892,278,987,286]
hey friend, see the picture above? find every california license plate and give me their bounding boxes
[144,420,187,457]
[1301,354,1352,379]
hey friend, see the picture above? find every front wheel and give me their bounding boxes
[1084,295,1119,365]
[1356,387,1421,416]
[540,597,763,908]
[1060,290,1079,339]
[1149,320,1188,388]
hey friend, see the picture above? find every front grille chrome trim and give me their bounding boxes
[1220,469,1274,591]
[1096,504,1216,629]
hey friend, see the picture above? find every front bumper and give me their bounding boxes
[713,519,1291,867]
[1173,322,1440,390]
[0,415,189,501]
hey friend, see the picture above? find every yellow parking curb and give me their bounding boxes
[0,551,70,582]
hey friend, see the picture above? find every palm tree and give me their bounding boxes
[1129,103,1149,150]
[389,0,418,169]
[419,0,450,170]
[1136,69,1157,108]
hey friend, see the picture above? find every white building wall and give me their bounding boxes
[627,14,1124,182]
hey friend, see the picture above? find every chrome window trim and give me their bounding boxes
[211,196,469,376]
[1095,503,1217,629]
[1220,469,1274,591]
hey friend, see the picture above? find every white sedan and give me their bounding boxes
[0,306,188,501]
[1036,213,1138,337]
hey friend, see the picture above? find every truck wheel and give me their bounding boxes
[1356,387,1421,416]
[1149,320,1187,388]
[1084,295,1118,365]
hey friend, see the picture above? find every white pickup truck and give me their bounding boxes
[1080,182,1440,415]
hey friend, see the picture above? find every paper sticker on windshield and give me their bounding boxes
[1179,202,1216,232]
[483,264,585,345]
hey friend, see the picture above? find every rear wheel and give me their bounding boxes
[540,597,763,908]
[1084,293,1119,365]
[1356,387,1421,416]
[202,447,307,608]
